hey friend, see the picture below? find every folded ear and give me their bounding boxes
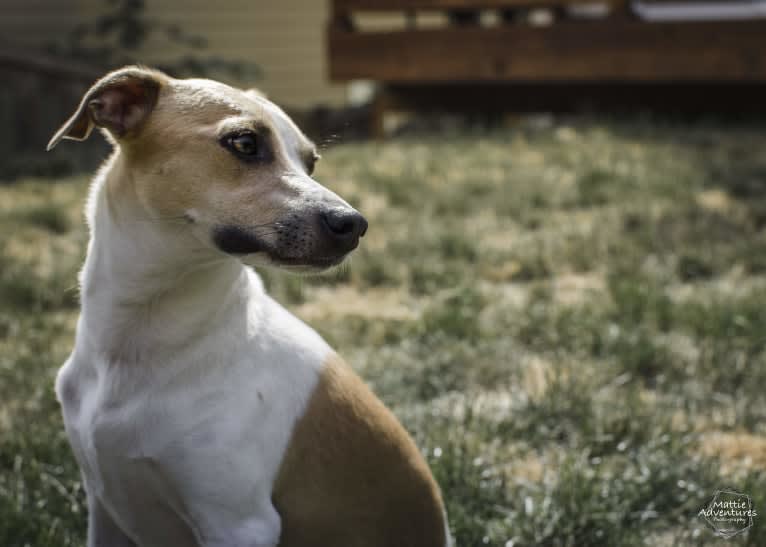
[47,66,167,151]
[243,87,267,101]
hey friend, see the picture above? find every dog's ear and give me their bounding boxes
[243,87,267,101]
[47,66,167,151]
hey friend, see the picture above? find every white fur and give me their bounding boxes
[57,153,332,547]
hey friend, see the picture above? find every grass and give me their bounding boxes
[2,118,766,546]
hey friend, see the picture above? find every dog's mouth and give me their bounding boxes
[212,225,350,271]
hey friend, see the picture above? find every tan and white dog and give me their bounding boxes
[49,66,449,547]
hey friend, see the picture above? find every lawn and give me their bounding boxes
[2,119,766,546]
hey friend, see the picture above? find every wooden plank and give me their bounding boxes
[381,82,766,113]
[328,20,766,82]
[333,0,627,11]
[0,48,100,82]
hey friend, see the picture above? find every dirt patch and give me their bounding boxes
[552,272,606,306]
[295,285,419,321]
[699,431,766,476]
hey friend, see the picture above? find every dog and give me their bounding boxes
[48,66,449,547]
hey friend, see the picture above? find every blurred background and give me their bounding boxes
[2,1,766,546]
[3,0,766,178]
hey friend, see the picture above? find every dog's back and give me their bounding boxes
[274,354,448,547]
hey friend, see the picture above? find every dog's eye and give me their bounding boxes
[228,133,258,156]
[222,132,272,163]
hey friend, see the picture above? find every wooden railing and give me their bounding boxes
[328,0,766,83]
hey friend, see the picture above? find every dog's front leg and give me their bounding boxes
[87,493,136,547]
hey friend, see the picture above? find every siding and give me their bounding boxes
[0,0,346,107]
[0,0,82,43]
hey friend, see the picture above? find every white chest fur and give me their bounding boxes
[57,283,331,547]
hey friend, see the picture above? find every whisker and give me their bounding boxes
[124,215,190,223]
[250,222,285,230]
[247,230,281,238]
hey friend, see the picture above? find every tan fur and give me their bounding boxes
[123,79,314,228]
[273,354,447,547]
[52,68,318,241]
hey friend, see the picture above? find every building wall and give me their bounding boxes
[0,0,81,45]
[0,0,346,108]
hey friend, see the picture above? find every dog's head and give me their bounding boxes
[48,66,366,272]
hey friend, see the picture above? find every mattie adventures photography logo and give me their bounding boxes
[699,489,757,538]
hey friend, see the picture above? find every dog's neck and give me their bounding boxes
[78,152,255,364]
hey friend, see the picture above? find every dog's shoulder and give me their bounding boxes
[273,354,447,547]
[255,291,332,363]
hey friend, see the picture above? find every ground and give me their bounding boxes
[1,118,766,546]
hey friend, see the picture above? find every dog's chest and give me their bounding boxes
[57,329,325,545]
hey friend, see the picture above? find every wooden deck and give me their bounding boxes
[327,0,766,124]
[330,20,766,82]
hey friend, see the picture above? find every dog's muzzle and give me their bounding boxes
[213,206,367,269]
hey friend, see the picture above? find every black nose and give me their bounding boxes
[320,209,368,251]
